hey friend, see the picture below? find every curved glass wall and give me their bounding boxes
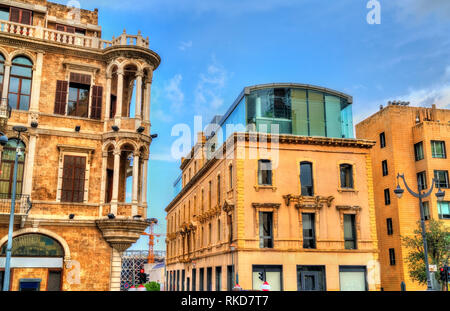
[246,87,353,139]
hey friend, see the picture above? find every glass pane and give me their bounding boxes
[20,78,31,95]
[0,234,64,257]
[11,65,32,78]
[9,77,20,92]
[341,103,354,138]
[0,9,9,21]
[308,91,325,137]
[266,271,281,291]
[19,95,30,111]
[12,57,33,66]
[291,89,308,136]
[325,95,342,138]
[340,271,366,291]
[300,162,313,196]
[8,94,17,108]
[344,215,354,239]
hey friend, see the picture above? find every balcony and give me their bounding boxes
[0,20,150,50]
[0,194,32,225]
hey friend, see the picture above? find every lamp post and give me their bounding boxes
[2,125,27,292]
[394,173,446,291]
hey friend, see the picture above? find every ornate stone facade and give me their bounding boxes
[0,0,159,291]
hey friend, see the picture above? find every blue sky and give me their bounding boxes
[55,0,450,251]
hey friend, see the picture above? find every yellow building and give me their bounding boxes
[356,103,450,291]
[0,0,160,291]
[165,84,381,291]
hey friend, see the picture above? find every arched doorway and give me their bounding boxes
[0,233,65,291]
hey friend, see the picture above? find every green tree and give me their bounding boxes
[144,281,161,291]
[402,219,450,289]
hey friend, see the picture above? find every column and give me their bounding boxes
[110,149,121,215]
[135,71,143,119]
[1,61,11,101]
[30,52,44,112]
[23,134,37,196]
[110,248,122,291]
[104,75,112,121]
[143,81,152,122]
[131,152,140,216]
[115,69,124,119]
[141,158,148,207]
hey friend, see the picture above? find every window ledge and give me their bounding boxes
[254,185,277,192]
[338,188,358,193]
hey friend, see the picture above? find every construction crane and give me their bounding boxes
[142,218,165,264]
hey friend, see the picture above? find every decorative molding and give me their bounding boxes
[252,202,281,209]
[284,194,334,210]
[222,200,234,213]
[336,205,362,212]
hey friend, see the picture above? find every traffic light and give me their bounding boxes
[139,269,149,284]
[440,266,449,283]
[258,272,264,281]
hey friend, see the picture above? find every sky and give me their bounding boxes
[53,0,450,251]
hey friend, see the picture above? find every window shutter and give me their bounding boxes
[54,80,68,115]
[10,8,20,23]
[20,10,32,25]
[61,156,86,203]
[91,85,103,120]
[56,24,65,32]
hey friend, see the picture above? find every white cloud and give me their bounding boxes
[165,74,185,113]
[194,58,229,119]
[178,41,193,51]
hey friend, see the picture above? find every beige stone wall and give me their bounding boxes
[356,105,450,291]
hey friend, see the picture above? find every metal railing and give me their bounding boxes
[0,194,32,215]
[0,20,150,50]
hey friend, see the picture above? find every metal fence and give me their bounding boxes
[120,250,166,291]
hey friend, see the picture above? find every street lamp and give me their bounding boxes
[394,173,446,291]
[2,125,27,292]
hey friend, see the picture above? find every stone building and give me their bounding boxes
[165,84,381,291]
[356,103,450,291]
[0,0,160,291]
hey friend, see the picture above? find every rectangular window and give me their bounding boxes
[438,201,450,219]
[300,162,314,196]
[192,268,196,291]
[382,160,388,176]
[217,175,221,205]
[297,266,326,291]
[68,82,90,118]
[431,141,446,158]
[422,201,430,220]
[227,265,233,291]
[387,218,393,235]
[344,214,357,250]
[414,142,424,161]
[229,165,233,189]
[258,159,272,186]
[259,212,273,248]
[47,270,62,291]
[10,7,32,25]
[61,155,86,203]
[181,270,185,291]
[176,270,180,291]
[389,249,396,265]
[434,170,449,189]
[199,268,204,291]
[340,164,354,189]
[380,132,386,148]
[208,181,212,210]
[252,265,283,291]
[417,171,427,191]
[0,7,9,21]
[384,189,391,205]
[215,267,222,291]
[302,213,316,249]
[217,219,221,242]
[206,267,212,291]
[339,266,367,291]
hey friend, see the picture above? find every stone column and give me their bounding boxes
[1,61,11,101]
[29,52,44,112]
[115,69,124,120]
[143,81,152,122]
[100,151,108,206]
[135,71,143,119]
[110,149,121,215]
[110,248,122,291]
[131,152,140,216]
[105,75,112,121]
[141,158,148,207]
[23,134,37,197]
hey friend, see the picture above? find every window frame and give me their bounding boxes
[380,132,386,148]
[389,248,396,265]
[386,218,393,235]
[8,56,33,111]
[434,170,449,189]
[384,188,391,205]
[302,213,316,249]
[259,211,274,249]
[60,154,87,203]
[258,159,273,186]
[414,142,424,161]
[343,214,357,250]
[339,163,354,189]
[300,161,314,196]
[417,171,427,191]
[431,140,446,159]
[438,201,450,220]
[382,160,388,177]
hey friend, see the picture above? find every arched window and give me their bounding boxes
[0,139,26,196]
[0,234,64,257]
[8,56,33,111]
[0,54,5,98]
